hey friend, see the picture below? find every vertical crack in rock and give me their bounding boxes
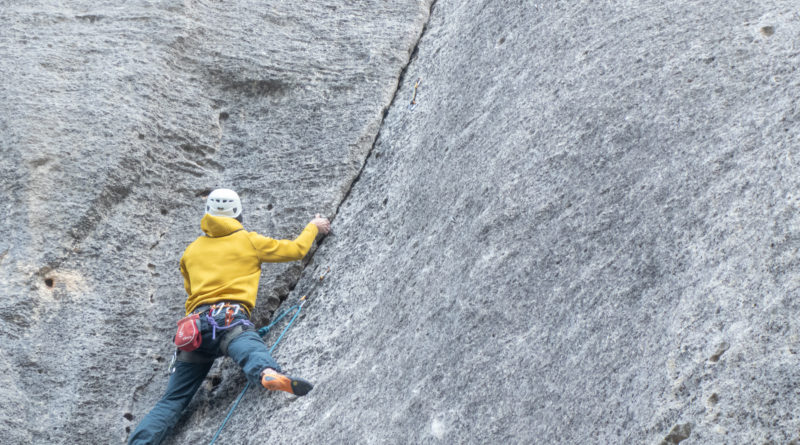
[270,2,439,314]
[328,0,439,224]
[277,1,439,295]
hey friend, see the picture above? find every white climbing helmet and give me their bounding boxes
[205,188,242,218]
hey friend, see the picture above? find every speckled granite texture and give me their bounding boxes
[2,1,799,444]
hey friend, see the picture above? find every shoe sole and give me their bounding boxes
[289,377,313,396]
[262,374,313,396]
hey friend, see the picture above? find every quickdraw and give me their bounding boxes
[206,303,253,340]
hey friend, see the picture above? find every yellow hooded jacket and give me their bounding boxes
[180,214,319,315]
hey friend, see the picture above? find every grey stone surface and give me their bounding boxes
[2,0,800,444]
[0,1,431,443]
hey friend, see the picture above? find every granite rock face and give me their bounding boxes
[2,0,800,444]
[0,1,432,443]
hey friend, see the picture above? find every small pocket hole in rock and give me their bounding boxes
[210,375,222,389]
[709,342,730,362]
[44,278,54,288]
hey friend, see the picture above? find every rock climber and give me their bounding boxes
[128,188,330,445]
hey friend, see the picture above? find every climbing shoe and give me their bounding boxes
[261,369,313,396]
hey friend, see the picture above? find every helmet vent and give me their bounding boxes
[205,188,242,218]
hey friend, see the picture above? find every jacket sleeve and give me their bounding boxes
[180,257,192,295]
[247,223,319,263]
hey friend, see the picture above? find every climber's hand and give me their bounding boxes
[311,214,331,235]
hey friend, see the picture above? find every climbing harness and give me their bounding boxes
[205,303,254,340]
[408,77,421,110]
[168,303,254,373]
[209,267,331,445]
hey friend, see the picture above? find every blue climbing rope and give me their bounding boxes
[208,299,307,445]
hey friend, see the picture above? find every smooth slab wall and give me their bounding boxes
[1,1,799,444]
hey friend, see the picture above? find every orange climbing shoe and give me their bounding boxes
[261,369,313,396]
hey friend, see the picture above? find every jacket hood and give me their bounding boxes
[200,214,243,237]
